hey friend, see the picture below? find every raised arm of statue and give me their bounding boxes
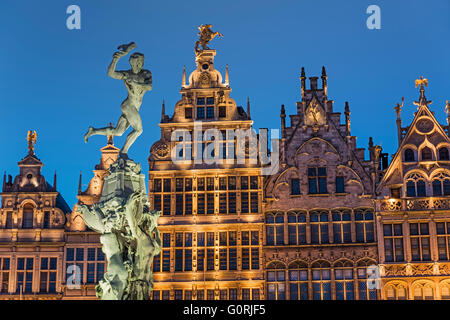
[107,54,127,80]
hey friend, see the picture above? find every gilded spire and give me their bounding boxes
[26,130,37,155]
[247,97,251,119]
[414,76,432,108]
[161,99,166,122]
[182,65,186,87]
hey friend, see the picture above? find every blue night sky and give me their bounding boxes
[0,0,448,207]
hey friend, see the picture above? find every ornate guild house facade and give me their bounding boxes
[0,37,449,300]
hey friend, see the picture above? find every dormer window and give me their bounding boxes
[219,106,226,118]
[404,149,415,162]
[185,107,192,119]
[421,147,432,161]
[22,205,34,229]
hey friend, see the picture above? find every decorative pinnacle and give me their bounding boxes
[247,97,251,119]
[107,122,114,145]
[321,66,327,78]
[301,67,306,79]
[161,99,166,122]
[225,64,229,86]
[394,97,404,119]
[26,130,37,155]
[182,66,186,87]
[414,76,432,108]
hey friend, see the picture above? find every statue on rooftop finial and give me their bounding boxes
[27,130,37,155]
[84,42,152,156]
[195,24,223,53]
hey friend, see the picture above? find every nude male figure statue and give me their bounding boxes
[84,42,152,155]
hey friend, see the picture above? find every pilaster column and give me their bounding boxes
[403,216,411,262]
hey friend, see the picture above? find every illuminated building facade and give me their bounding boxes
[1,43,449,301]
[375,80,450,300]
[262,67,386,300]
[148,49,265,300]
[0,136,116,300]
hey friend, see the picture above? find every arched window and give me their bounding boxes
[421,147,433,161]
[440,282,450,300]
[385,283,407,300]
[22,204,34,229]
[439,147,450,160]
[356,259,378,300]
[355,209,375,242]
[288,261,309,300]
[310,211,329,244]
[334,260,354,300]
[266,261,286,300]
[404,148,415,162]
[311,260,331,300]
[413,282,434,300]
[287,212,307,245]
[332,210,351,243]
[266,213,284,245]
[432,172,450,196]
[405,173,426,197]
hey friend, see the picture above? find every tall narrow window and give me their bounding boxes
[334,260,354,300]
[410,223,431,261]
[357,260,378,300]
[5,212,12,229]
[288,212,307,245]
[291,179,300,195]
[421,147,432,161]
[404,148,415,162]
[437,222,450,261]
[22,205,34,229]
[383,224,404,262]
[310,211,329,244]
[17,258,34,293]
[288,261,308,300]
[332,210,351,243]
[185,107,192,119]
[308,167,327,194]
[439,147,450,160]
[40,257,57,293]
[266,262,286,300]
[311,261,331,300]
[355,209,375,242]
[335,176,345,193]
[266,213,284,245]
[0,257,10,294]
[43,211,50,229]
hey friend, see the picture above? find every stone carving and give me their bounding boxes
[84,42,152,155]
[194,24,223,53]
[78,157,161,300]
[150,140,169,159]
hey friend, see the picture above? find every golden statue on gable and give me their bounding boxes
[195,24,223,53]
[27,130,37,155]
